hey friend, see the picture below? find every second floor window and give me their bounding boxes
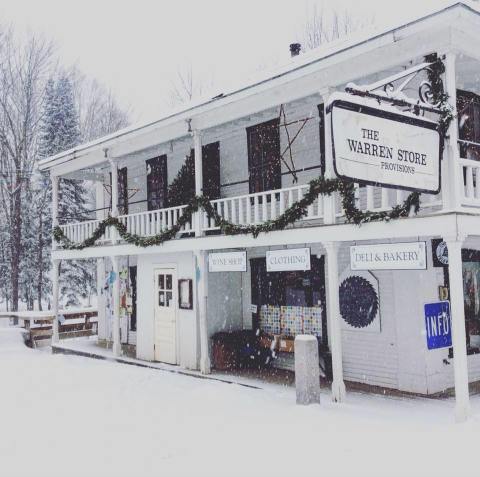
[247,118,281,194]
[146,155,168,211]
[110,167,128,215]
[458,89,480,161]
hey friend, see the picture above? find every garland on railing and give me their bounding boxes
[53,176,421,250]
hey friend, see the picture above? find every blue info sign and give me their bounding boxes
[424,301,452,350]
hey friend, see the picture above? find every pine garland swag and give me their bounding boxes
[53,176,420,250]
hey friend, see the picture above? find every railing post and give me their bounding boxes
[193,129,203,237]
[321,90,336,224]
[109,158,119,244]
[443,52,462,211]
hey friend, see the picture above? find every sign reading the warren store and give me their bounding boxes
[328,93,441,193]
[350,242,427,270]
[266,248,311,272]
[208,251,247,272]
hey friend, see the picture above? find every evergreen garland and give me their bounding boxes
[53,56,452,250]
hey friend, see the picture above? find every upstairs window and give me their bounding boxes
[146,155,168,211]
[109,167,128,215]
[247,118,281,194]
[458,90,480,161]
[201,141,220,200]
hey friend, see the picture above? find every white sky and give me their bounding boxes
[0,0,460,123]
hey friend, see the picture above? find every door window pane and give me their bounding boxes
[166,275,172,290]
[166,292,173,307]
[159,291,165,306]
[158,275,164,289]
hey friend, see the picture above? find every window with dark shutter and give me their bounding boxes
[458,90,480,161]
[109,167,128,215]
[247,118,281,194]
[146,155,168,211]
[188,141,221,200]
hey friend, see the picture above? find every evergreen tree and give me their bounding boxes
[36,74,95,308]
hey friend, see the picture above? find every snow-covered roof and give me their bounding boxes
[38,1,480,173]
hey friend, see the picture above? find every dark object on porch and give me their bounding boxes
[211,330,273,371]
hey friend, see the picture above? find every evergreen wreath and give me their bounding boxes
[53,55,451,250]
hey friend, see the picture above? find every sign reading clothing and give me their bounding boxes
[424,301,452,350]
[350,242,426,270]
[329,93,441,193]
[266,248,311,272]
[208,251,247,272]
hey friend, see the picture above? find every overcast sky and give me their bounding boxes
[0,0,460,122]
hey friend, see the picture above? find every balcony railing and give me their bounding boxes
[57,181,446,248]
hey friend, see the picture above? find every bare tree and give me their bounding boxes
[301,4,374,51]
[70,67,131,142]
[167,63,213,109]
[0,27,55,311]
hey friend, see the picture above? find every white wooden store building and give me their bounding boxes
[39,1,480,421]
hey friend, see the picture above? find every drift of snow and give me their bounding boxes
[0,329,479,477]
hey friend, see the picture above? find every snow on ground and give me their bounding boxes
[1,329,479,477]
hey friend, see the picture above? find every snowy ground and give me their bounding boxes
[1,329,479,477]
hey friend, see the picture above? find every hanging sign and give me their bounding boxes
[266,248,311,272]
[424,301,452,350]
[208,251,247,272]
[350,242,427,270]
[431,239,448,267]
[328,93,441,193]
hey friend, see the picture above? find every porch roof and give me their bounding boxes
[39,1,480,176]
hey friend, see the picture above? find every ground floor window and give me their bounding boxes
[250,256,327,346]
[462,250,480,354]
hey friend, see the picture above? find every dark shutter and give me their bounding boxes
[247,118,281,193]
[458,89,480,161]
[146,155,168,211]
[109,167,128,214]
[129,266,137,332]
[317,104,326,176]
[202,141,221,199]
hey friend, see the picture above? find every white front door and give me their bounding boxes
[154,268,177,364]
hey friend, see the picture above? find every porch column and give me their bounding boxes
[96,258,106,340]
[193,130,203,237]
[52,175,59,249]
[443,52,461,211]
[111,255,121,357]
[195,250,210,373]
[51,259,60,344]
[445,237,471,422]
[321,90,336,225]
[324,241,346,403]
[109,158,119,244]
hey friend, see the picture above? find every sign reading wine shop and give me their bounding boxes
[350,242,427,271]
[266,248,311,272]
[328,93,442,193]
[208,251,247,272]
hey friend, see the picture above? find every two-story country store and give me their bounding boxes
[40,1,480,421]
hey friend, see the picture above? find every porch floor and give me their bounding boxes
[51,337,479,399]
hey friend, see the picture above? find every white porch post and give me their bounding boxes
[193,129,203,237]
[52,175,59,250]
[324,241,346,402]
[109,158,119,244]
[111,256,121,357]
[443,52,461,211]
[195,250,210,374]
[51,259,60,344]
[445,237,471,422]
[96,258,106,340]
[321,90,336,225]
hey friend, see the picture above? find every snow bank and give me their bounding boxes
[0,327,27,354]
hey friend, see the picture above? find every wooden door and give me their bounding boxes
[153,268,177,364]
